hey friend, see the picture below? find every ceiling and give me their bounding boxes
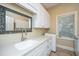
[42,3,59,9]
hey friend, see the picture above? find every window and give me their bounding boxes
[56,12,77,39]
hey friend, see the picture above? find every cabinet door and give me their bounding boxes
[51,34,56,52]
[16,3,37,14]
[33,4,50,28]
[47,39,52,54]
[41,7,50,28]
[28,3,40,11]
[24,41,48,56]
[33,11,42,28]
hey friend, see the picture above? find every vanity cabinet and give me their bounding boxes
[16,3,50,28]
[23,40,50,56]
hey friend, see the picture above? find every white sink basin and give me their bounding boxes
[14,39,39,50]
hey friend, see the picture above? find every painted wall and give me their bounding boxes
[0,3,48,46]
[47,3,79,51]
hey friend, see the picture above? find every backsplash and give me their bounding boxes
[0,28,48,46]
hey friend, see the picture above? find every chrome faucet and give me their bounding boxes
[21,28,27,41]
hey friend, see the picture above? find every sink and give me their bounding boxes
[14,39,39,50]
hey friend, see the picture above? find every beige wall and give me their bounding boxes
[0,3,48,46]
[47,3,79,51]
[48,3,79,33]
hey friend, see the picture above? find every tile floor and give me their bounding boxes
[49,47,75,56]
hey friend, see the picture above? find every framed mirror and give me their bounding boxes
[0,5,32,34]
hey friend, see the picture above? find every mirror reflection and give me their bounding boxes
[0,5,32,34]
[6,11,31,31]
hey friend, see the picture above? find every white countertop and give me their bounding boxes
[0,36,50,56]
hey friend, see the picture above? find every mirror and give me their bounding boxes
[6,11,31,31]
[0,5,32,34]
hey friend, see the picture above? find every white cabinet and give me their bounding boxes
[45,33,56,52]
[47,38,52,54]
[23,40,49,56]
[32,4,50,28]
[16,3,37,14]
[16,3,50,28]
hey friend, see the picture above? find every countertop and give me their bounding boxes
[0,36,50,56]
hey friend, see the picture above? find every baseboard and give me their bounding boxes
[57,44,74,51]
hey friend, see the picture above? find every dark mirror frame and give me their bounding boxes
[0,5,32,34]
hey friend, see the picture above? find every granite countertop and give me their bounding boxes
[0,36,50,56]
